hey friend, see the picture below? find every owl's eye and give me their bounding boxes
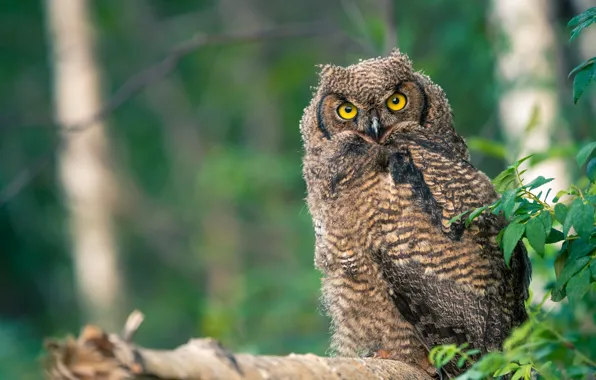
[337,102,358,120]
[386,92,407,111]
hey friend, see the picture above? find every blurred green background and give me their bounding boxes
[0,1,595,378]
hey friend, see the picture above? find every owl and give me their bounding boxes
[300,50,531,377]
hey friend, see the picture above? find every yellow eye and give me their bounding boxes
[337,102,358,120]
[386,92,407,111]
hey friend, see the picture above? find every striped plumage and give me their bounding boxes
[300,51,531,377]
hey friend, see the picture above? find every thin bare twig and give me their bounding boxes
[0,23,333,207]
[0,155,52,206]
[63,22,332,133]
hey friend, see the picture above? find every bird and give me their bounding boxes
[300,50,531,377]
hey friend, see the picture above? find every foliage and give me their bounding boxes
[568,7,596,104]
[1,1,596,378]
[431,8,596,377]
[435,146,596,379]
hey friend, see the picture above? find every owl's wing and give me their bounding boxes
[380,136,530,371]
[403,133,498,238]
[399,133,531,321]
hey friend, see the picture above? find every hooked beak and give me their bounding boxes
[366,110,382,142]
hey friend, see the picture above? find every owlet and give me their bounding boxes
[300,50,531,377]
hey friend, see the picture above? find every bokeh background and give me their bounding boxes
[1,0,595,378]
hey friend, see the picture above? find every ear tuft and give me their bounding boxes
[317,64,338,78]
[387,49,413,69]
[389,47,402,56]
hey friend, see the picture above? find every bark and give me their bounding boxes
[44,312,432,380]
[45,0,124,330]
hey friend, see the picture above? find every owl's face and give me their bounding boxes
[301,50,467,158]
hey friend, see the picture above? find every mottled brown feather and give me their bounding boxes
[301,50,531,378]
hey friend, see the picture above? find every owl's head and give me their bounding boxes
[301,50,468,159]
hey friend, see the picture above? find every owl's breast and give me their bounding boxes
[311,169,412,270]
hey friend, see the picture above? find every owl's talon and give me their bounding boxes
[371,349,393,359]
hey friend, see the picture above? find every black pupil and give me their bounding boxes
[392,97,399,104]
[344,105,352,113]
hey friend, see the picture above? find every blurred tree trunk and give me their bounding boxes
[491,0,571,198]
[45,0,123,330]
[491,0,571,310]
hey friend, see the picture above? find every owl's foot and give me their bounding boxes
[364,349,444,378]
[360,348,398,359]
[371,349,393,359]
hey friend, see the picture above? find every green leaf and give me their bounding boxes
[569,57,596,77]
[500,189,517,220]
[552,189,569,203]
[430,344,458,369]
[552,256,591,301]
[504,321,532,350]
[513,155,533,169]
[572,63,596,104]
[539,210,553,235]
[502,222,526,266]
[493,363,520,377]
[447,210,470,226]
[429,345,458,369]
[554,203,569,224]
[490,205,502,217]
[545,228,565,244]
[568,7,596,28]
[569,8,596,42]
[510,214,531,226]
[576,141,596,166]
[563,198,581,236]
[569,237,596,260]
[590,260,596,280]
[514,200,542,215]
[576,202,595,239]
[566,267,592,305]
[525,176,554,190]
[466,206,488,227]
[510,367,524,380]
[464,349,480,357]
[492,168,517,193]
[456,356,466,368]
[525,216,547,256]
[564,199,595,238]
[587,157,596,182]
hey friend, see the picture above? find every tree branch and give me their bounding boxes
[44,311,433,380]
[0,22,334,208]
